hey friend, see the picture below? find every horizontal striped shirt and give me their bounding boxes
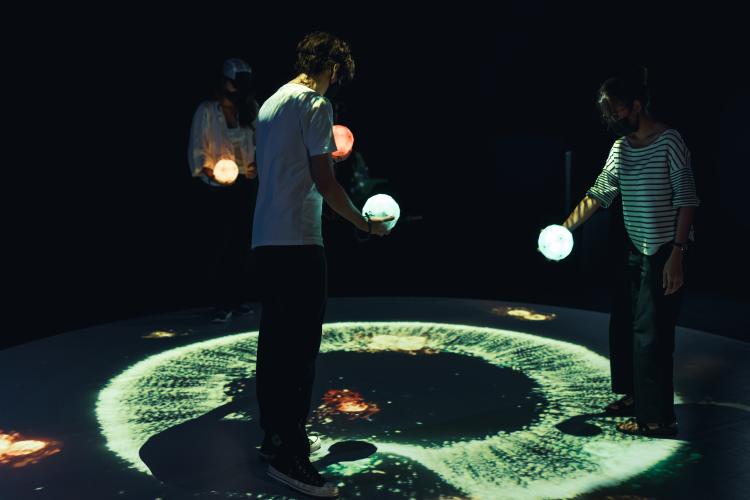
[587,129,700,255]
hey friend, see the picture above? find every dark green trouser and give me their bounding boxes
[609,240,684,424]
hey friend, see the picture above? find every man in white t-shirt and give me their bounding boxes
[251,32,392,498]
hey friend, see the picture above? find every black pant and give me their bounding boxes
[254,245,327,455]
[609,240,684,423]
[201,176,258,309]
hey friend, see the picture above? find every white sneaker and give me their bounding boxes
[309,434,322,454]
[259,435,321,461]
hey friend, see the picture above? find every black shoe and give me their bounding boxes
[267,455,339,498]
[259,435,321,461]
[211,308,232,323]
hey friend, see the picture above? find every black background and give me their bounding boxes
[6,2,749,348]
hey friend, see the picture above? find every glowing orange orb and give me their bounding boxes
[213,159,239,184]
[332,125,354,161]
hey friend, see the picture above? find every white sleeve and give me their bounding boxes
[187,103,212,176]
[302,96,337,157]
[666,131,700,208]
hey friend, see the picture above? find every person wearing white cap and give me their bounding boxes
[188,58,259,323]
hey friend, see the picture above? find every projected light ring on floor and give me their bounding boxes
[96,322,684,499]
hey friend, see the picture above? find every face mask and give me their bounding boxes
[233,73,253,94]
[224,88,242,104]
[606,112,639,136]
[325,65,344,100]
[325,81,342,100]
[224,81,256,128]
[225,73,253,103]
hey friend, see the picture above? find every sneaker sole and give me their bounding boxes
[267,465,339,498]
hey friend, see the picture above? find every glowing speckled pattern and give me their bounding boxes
[96,322,684,499]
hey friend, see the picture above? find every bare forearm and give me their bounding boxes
[320,182,368,231]
[674,206,696,243]
[563,196,601,231]
[310,153,368,232]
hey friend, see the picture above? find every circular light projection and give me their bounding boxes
[362,194,400,231]
[97,322,683,499]
[212,159,239,185]
[538,224,574,261]
[332,125,354,161]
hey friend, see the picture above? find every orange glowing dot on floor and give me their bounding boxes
[0,430,61,468]
[142,331,185,339]
[316,389,380,421]
[491,306,556,321]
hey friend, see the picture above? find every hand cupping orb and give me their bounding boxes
[213,159,239,185]
[362,194,400,231]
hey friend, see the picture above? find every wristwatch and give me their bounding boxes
[672,241,689,253]
[363,213,372,234]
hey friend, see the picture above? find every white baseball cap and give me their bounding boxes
[223,58,252,80]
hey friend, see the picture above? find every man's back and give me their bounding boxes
[252,83,337,249]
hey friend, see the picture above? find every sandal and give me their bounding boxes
[616,418,678,438]
[604,394,635,415]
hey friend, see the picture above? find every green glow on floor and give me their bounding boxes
[96,322,684,499]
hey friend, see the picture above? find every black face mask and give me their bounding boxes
[606,112,639,137]
[224,88,242,103]
[224,76,256,128]
[225,73,254,103]
[325,80,342,100]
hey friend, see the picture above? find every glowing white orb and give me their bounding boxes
[213,159,239,185]
[362,194,400,231]
[538,224,574,261]
[332,125,354,161]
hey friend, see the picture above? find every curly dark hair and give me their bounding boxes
[295,31,355,85]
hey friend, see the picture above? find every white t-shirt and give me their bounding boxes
[252,83,337,248]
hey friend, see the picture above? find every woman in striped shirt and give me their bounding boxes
[562,71,699,437]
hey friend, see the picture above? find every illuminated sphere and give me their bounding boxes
[332,125,354,161]
[362,194,400,231]
[213,159,239,184]
[538,225,574,261]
